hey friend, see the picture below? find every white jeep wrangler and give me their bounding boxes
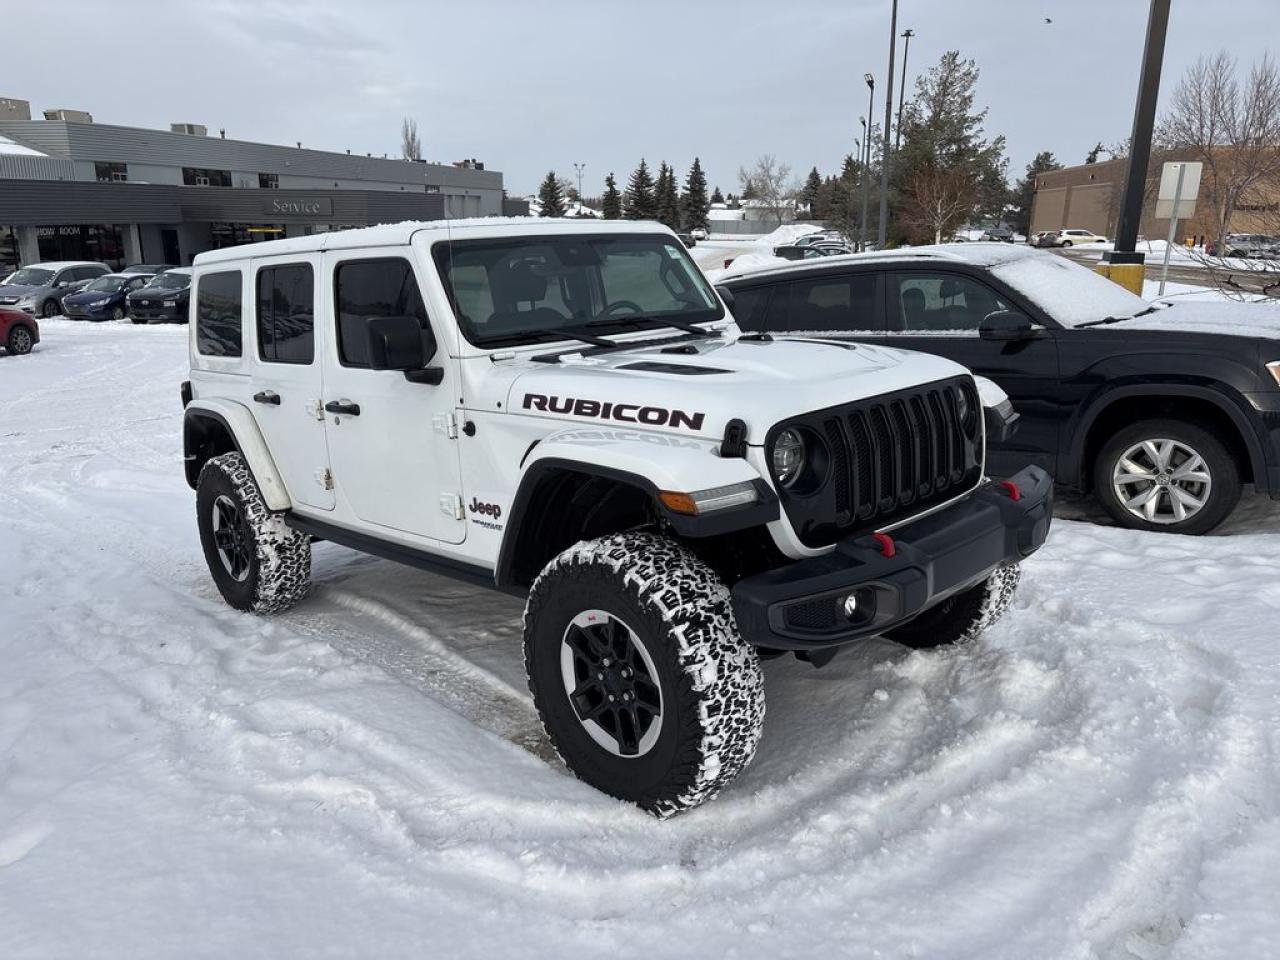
[181,218,1052,817]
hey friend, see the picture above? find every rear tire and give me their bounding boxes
[6,324,34,355]
[523,532,765,817]
[1093,418,1240,534]
[196,452,311,613]
[885,563,1021,649]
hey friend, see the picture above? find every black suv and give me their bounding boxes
[717,244,1280,534]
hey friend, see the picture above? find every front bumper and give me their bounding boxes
[732,465,1053,649]
[129,302,185,322]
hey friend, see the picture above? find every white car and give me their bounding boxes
[180,218,1051,817]
[1054,229,1108,247]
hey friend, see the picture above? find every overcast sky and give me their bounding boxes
[6,0,1276,197]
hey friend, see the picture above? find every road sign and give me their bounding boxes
[1155,161,1202,219]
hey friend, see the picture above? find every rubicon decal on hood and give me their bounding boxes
[522,393,706,431]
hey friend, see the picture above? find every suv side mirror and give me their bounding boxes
[980,310,1040,341]
[363,314,444,385]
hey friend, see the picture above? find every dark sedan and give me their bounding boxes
[61,273,153,321]
[717,244,1280,535]
[126,268,192,323]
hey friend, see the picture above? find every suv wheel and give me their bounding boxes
[1061,239,1073,247]
[1093,419,1241,534]
[6,324,34,355]
[523,531,765,817]
[196,452,312,613]
[885,563,1021,649]
[41,299,59,318]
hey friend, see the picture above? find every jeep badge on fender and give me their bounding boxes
[181,218,1053,818]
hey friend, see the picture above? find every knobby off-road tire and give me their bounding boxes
[885,563,1021,650]
[1093,418,1240,535]
[196,452,311,614]
[523,532,765,818]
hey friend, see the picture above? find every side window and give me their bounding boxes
[256,263,314,364]
[892,272,1010,333]
[334,258,432,368]
[784,274,877,333]
[196,271,243,357]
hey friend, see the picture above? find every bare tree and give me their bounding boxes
[1161,52,1280,247]
[903,165,975,244]
[400,117,422,162]
[738,155,796,225]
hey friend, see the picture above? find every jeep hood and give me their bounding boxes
[500,335,971,441]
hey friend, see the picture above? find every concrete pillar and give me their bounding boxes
[16,226,39,266]
[121,223,143,266]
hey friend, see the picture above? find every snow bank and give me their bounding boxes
[3,321,1280,958]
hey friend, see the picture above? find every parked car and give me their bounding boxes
[717,243,1280,535]
[1029,231,1058,248]
[120,263,177,275]
[1051,228,1107,247]
[126,268,193,323]
[1205,234,1280,259]
[689,227,708,240]
[773,243,852,261]
[0,306,38,355]
[61,273,154,322]
[0,261,111,317]
[677,233,697,248]
[980,226,1015,242]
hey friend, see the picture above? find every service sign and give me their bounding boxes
[262,196,334,217]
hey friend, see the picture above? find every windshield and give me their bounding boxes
[86,276,127,292]
[145,272,191,291]
[5,267,53,286]
[991,253,1150,327]
[432,233,723,348]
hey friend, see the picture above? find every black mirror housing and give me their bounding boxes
[364,314,433,371]
[980,310,1039,341]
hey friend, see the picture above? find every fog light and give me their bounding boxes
[842,593,859,617]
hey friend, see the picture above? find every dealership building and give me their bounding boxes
[0,98,515,273]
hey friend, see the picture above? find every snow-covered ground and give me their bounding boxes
[4,319,1280,959]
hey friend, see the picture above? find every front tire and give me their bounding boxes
[6,324,34,355]
[1061,239,1073,247]
[1093,419,1241,534]
[523,532,765,817]
[112,306,125,321]
[886,563,1021,649]
[41,299,59,318]
[196,452,311,613]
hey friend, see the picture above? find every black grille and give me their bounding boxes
[770,377,983,548]
[783,597,839,631]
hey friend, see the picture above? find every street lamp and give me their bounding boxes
[878,0,899,247]
[861,74,875,252]
[572,162,586,214]
[895,29,915,152]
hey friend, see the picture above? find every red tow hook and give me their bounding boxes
[872,532,896,558]
[999,479,1022,502]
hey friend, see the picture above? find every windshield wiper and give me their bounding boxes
[1077,306,1158,328]
[585,314,719,337]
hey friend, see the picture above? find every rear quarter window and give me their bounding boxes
[196,270,243,357]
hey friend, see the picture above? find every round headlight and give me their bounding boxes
[772,428,806,487]
[955,385,977,433]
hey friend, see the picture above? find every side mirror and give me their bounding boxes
[363,314,443,384]
[980,310,1040,341]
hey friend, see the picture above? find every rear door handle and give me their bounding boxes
[324,399,361,417]
[253,390,281,405]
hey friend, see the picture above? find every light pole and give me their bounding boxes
[572,162,586,214]
[877,0,899,247]
[895,28,914,152]
[857,119,867,249]
[861,73,875,252]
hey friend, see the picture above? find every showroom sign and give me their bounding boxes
[262,197,334,217]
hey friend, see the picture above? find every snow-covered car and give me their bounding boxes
[717,242,1280,534]
[0,305,38,355]
[181,219,1052,816]
[1051,228,1107,247]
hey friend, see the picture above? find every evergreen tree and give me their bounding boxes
[601,172,622,220]
[655,162,682,229]
[537,170,565,218]
[800,166,823,213]
[1085,141,1105,164]
[624,159,657,220]
[1009,150,1062,235]
[740,178,759,201]
[681,157,710,231]
[710,185,725,205]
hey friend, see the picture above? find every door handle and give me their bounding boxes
[253,390,281,405]
[324,399,361,417]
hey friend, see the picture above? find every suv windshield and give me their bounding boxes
[5,267,54,286]
[432,233,723,348]
[86,276,128,292]
[145,272,191,291]
[991,252,1150,327]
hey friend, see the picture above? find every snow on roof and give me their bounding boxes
[0,134,47,157]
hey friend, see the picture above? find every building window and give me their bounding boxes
[256,263,314,364]
[183,167,232,187]
[94,162,128,183]
[196,271,243,357]
[0,225,18,276]
[258,172,279,189]
[334,258,431,368]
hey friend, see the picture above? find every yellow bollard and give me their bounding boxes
[1095,260,1146,295]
